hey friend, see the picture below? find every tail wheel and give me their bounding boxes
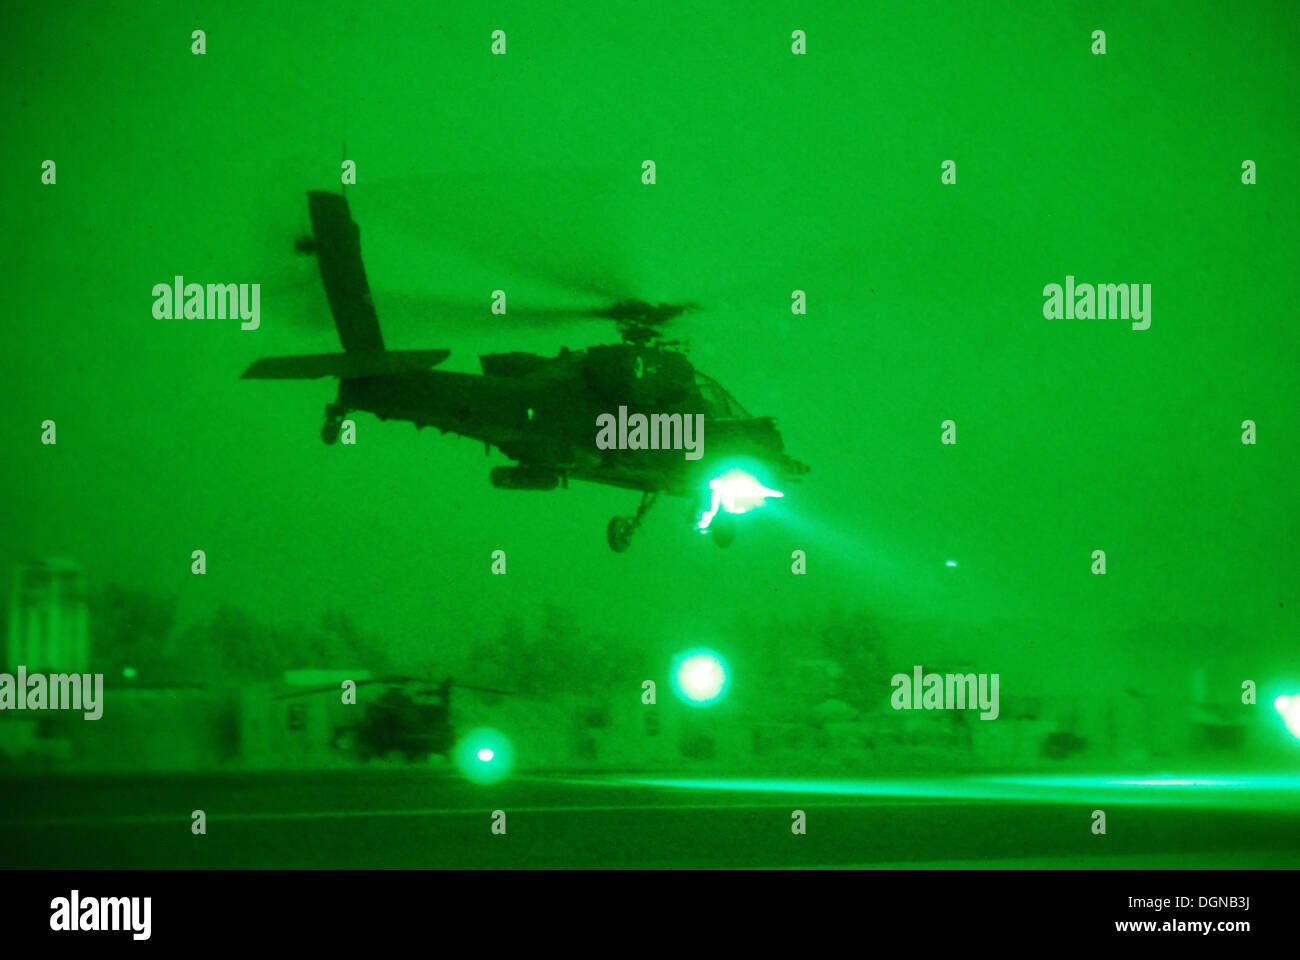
[321,403,344,445]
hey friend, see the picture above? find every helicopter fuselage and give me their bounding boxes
[336,342,805,501]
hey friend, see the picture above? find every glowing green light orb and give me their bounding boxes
[455,728,513,783]
[1275,694,1300,741]
[672,649,729,706]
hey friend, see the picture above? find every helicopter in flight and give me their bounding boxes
[243,190,808,552]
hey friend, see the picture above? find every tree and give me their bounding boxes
[88,584,177,679]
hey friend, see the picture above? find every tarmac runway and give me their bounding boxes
[3,769,1298,869]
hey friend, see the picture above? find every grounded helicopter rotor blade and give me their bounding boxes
[450,682,518,696]
[369,675,518,697]
[273,677,387,700]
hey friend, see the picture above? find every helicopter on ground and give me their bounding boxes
[276,675,513,763]
[243,191,809,551]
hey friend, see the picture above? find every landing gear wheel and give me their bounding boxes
[606,492,659,552]
[607,516,635,553]
[710,513,736,548]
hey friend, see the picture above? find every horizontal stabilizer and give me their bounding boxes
[242,349,450,380]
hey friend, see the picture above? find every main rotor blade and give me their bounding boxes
[377,292,700,332]
[358,168,644,302]
[250,180,335,333]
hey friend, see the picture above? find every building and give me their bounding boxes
[7,558,89,673]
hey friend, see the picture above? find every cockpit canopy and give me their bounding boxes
[694,371,750,419]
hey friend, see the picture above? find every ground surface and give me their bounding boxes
[3,770,1297,869]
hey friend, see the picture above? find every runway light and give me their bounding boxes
[672,649,728,706]
[455,728,513,784]
[1275,694,1300,741]
[698,470,783,529]
[945,560,958,567]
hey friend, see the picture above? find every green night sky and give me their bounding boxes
[3,1,1296,699]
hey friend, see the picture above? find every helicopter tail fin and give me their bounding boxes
[303,190,385,353]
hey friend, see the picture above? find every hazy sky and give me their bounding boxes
[3,2,1296,680]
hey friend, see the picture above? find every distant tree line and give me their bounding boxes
[83,584,395,685]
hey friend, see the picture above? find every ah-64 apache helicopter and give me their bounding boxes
[275,675,514,763]
[243,191,808,552]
